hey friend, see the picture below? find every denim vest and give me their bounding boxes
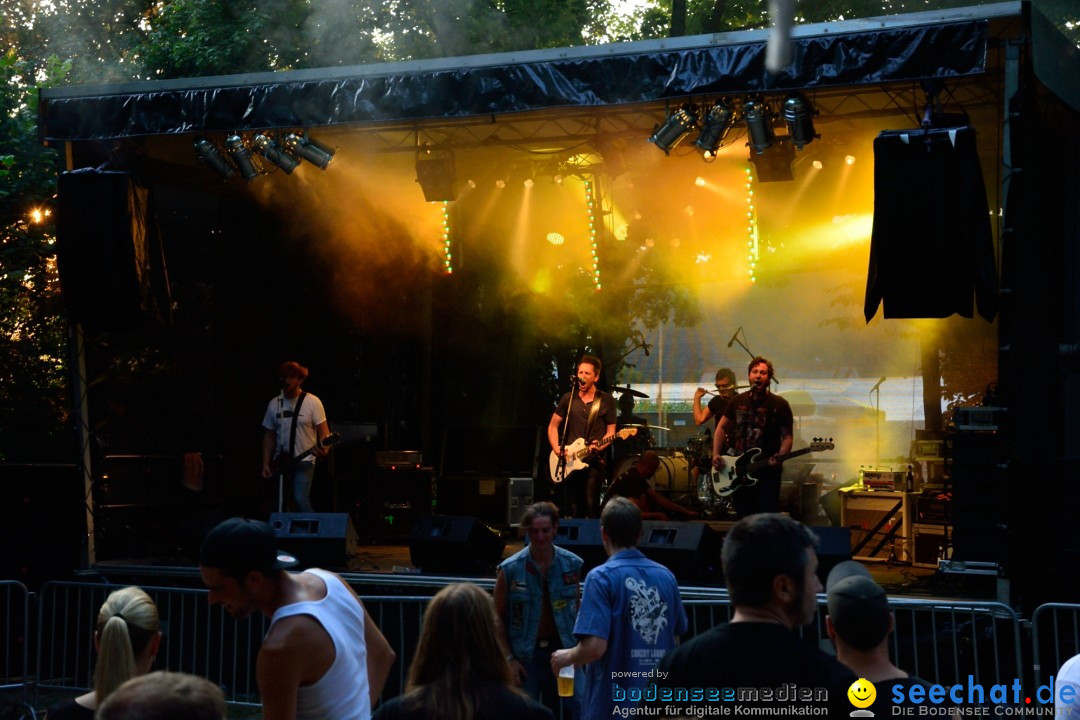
[499,544,583,661]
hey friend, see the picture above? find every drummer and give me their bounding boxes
[601,450,699,521]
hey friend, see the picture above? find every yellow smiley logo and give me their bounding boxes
[847,678,876,709]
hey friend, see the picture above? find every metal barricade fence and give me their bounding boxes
[1,581,31,703]
[1031,602,1080,687]
[684,594,1024,688]
[24,581,1025,712]
[33,581,431,710]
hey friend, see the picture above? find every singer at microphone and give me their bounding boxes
[547,355,617,519]
[711,355,793,519]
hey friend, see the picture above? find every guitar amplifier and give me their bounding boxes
[376,450,423,469]
[862,470,904,491]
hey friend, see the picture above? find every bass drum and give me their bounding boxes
[612,452,692,495]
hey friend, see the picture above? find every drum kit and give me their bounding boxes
[609,385,732,516]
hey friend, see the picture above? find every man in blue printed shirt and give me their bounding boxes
[550,497,687,720]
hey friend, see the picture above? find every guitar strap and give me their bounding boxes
[287,391,307,461]
[585,395,602,442]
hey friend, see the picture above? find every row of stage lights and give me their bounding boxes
[194,131,335,181]
[648,92,818,160]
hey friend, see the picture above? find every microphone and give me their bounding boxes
[869,376,887,393]
[727,327,742,348]
[642,343,651,357]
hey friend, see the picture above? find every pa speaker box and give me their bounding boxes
[373,467,433,541]
[813,526,853,583]
[640,521,722,585]
[553,519,606,574]
[270,513,358,570]
[56,169,169,331]
[409,515,505,575]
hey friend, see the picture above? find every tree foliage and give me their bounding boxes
[0,51,70,461]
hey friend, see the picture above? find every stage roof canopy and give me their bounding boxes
[39,3,1023,144]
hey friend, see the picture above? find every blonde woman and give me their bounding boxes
[44,586,162,720]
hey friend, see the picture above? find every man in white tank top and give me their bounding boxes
[198,517,396,720]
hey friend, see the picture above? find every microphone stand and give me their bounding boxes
[869,377,886,467]
[276,391,286,513]
[555,376,577,483]
[729,329,780,384]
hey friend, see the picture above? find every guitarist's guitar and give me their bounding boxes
[550,428,638,484]
[712,438,834,497]
[271,432,342,475]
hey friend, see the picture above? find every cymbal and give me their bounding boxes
[620,423,671,432]
[610,385,649,398]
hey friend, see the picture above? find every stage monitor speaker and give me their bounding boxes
[270,512,358,570]
[812,526,853,582]
[409,515,505,575]
[553,518,606,574]
[639,521,722,585]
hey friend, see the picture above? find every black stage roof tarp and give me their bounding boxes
[38,5,1020,143]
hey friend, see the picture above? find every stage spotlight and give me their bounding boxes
[845,155,856,165]
[415,155,457,201]
[743,96,776,155]
[812,160,824,170]
[648,104,698,155]
[253,133,299,174]
[194,138,235,180]
[524,178,535,188]
[283,132,335,169]
[782,92,817,150]
[495,179,506,189]
[694,97,735,159]
[225,134,259,181]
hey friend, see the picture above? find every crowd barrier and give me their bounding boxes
[0,578,1070,717]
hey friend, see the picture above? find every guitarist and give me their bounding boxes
[711,356,793,516]
[547,355,617,518]
[261,361,330,513]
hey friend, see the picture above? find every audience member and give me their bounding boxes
[826,560,935,714]
[95,671,225,720]
[1055,652,1080,716]
[494,502,584,719]
[45,586,161,720]
[373,583,554,720]
[655,513,855,717]
[198,517,395,720]
[551,497,687,720]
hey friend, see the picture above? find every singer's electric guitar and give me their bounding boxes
[712,438,834,497]
[550,428,638,483]
[270,432,341,474]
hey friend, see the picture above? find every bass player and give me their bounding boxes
[548,355,617,518]
[261,360,331,513]
[711,356,793,517]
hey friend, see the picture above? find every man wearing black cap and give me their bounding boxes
[198,517,395,720]
[825,560,935,715]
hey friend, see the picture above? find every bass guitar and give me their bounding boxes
[271,432,342,475]
[550,428,637,483]
[712,438,834,497]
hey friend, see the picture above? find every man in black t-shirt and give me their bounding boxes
[548,355,617,518]
[712,357,793,516]
[655,514,856,718]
